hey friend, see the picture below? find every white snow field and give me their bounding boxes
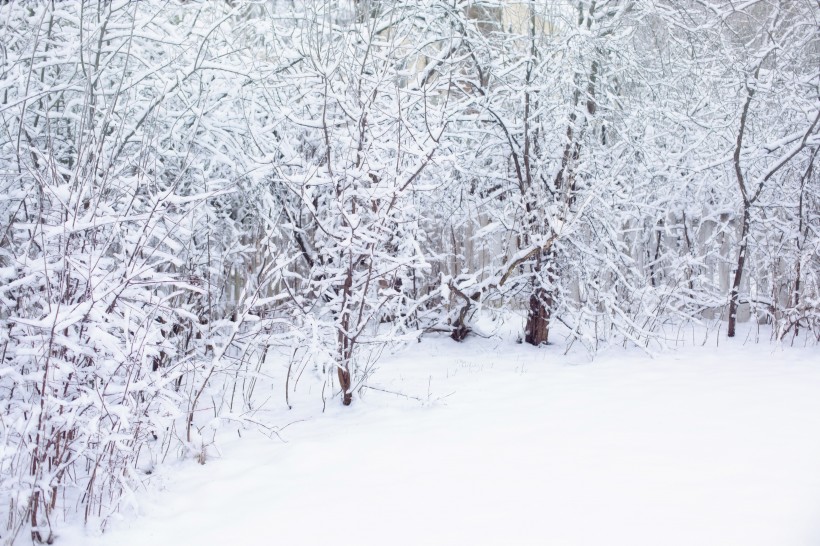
[64,328,820,546]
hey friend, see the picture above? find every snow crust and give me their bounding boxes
[63,330,820,546]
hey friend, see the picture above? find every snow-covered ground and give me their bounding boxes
[62,326,820,546]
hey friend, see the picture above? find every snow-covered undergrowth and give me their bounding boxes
[3,1,819,542]
[59,323,820,546]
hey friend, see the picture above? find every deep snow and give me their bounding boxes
[63,326,820,546]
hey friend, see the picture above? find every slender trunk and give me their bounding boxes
[791,185,804,338]
[790,149,816,338]
[728,208,750,338]
[727,65,756,339]
[337,258,354,406]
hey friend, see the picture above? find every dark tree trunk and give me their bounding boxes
[727,208,750,338]
[337,260,354,406]
[525,287,551,346]
[337,365,352,406]
[450,312,471,342]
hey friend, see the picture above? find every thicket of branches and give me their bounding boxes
[0,0,817,542]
